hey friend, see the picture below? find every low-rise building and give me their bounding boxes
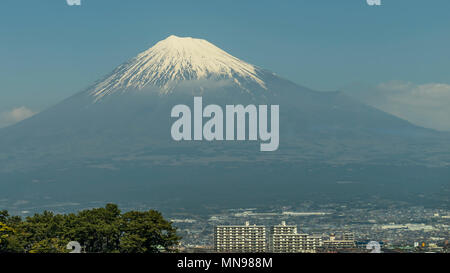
[323,233,355,249]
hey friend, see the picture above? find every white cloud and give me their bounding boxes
[344,81,450,131]
[0,106,36,128]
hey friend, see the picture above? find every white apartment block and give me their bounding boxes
[269,221,322,253]
[214,221,266,253]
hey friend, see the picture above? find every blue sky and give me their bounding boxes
[1,0,450,129]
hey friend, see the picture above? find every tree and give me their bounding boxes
[0,210,9,222]
[0,204,181,253]
[120,210,181,253]
[119,233,147,253]
[67,203,121,253]
[29,238,68,253]
[0,221,22,252]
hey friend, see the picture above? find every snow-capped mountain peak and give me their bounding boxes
[90,35,266,100]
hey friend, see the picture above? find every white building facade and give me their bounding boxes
[270,221,322,253]
[214,221,266,252]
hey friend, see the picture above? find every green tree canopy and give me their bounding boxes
[0,204,180,253]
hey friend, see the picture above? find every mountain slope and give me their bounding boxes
[0,35,449,209]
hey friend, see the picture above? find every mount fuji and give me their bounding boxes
[91,35,267,100]
[0,35,449,209]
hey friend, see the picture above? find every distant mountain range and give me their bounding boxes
[1,36,449,210]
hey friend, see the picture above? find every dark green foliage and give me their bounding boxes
[0,204,180,253]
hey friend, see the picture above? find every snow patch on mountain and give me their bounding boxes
[90,35,266,101]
